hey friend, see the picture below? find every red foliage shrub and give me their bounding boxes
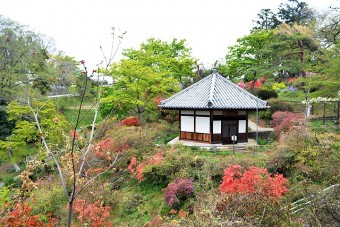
[143,215,164,227]
[287,77,297,85]
[219,165,288,199]
[120,117,141,127]
[154,96,165,105]
[70,130,79,139]
[1,203,59,227]
[94,137,129,161]
[178,210,187,219]
[72,199,112,227]
[259,76,267,83]
[128,157,137,174]
[271,111,304,139]
[129,152,164,182]
[236,81,246,89]
[169,209,177,215]
[164,178,194,207]
[247,80,262,88]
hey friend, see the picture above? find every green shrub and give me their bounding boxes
[268,98,294,113]
[257,89,278,100]
[142,150,203,187]
[4,176,21,188]
[30,186,67,217]
[0,187,10,209]
[259,110,272,120]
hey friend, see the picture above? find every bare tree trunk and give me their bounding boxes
[67,200,73,227]
[136,105,145,126]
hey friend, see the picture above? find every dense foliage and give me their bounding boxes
[220,164,288,199]
[1,1,339,226]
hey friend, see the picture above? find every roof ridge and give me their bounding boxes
[208,73,216,106]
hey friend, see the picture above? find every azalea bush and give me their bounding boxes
[72,199,112,227]
[0,202,60,227]
[120,116,141,126]
[128,152,164,182]
[247,79,262,89]
[219,164,288,199]
[271,111,304,139]
[236,81,246,89]
[164,178,194,208]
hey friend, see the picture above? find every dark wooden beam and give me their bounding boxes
[210,110,213,143]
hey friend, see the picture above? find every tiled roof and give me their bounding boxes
[159,72,267,110]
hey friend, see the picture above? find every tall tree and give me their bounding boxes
[316,8,340,48]
[271,23,319,76]
[100,38,195,123]
[100,59,178,124]
[221,30,274,80]
[252,9,281,31]
[277,0,315,25]
[0,16,51,101]
[123,38,196,88]
[48,53,79,95]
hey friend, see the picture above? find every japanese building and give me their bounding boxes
[158,72,268,144]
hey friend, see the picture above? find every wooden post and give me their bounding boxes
[210,110,214,143]
[178,110,181,139]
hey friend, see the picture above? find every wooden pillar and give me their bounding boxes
[210,110,213,143]
[178,110,181,139]
[246,111,249,141]
[193,110,196,141]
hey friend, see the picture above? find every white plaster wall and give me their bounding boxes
[181,116,194,132]
[239,120,247,133]
[196,117,210,133]
[213,121,221,134]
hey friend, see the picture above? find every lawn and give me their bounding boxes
[63,107,103,128]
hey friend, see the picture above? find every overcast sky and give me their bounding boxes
[1,0,339,70]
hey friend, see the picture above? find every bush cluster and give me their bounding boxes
[257,89,278,100]
[163,178,194,208]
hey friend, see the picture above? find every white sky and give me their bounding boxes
[1,0,339,70]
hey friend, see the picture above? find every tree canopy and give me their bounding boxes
[0,16,52,101]
[100,38,195,123]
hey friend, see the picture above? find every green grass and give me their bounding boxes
[309,120,340,133]
[155,132,178,144]
[63,108,103,128]
[112,179,166,226]
[53,96,94,108]
[278,90,306,102]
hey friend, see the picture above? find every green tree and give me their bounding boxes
[277,0,315,25]
[100,59,178,124]
[221,30,274,80]
[0,104,15,141]
[100,38,194,124]
[316,8,340,48]
[252,9,281,31]
[0,16,51,101]
[0,99,69,170]
[271,23,319,76]
[123,38,196,88]
[48,53,80,95]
